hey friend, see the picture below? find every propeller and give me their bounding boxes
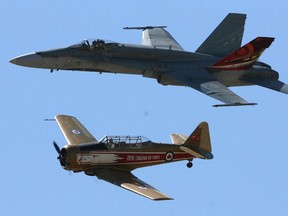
[53,141,66,167]
[53,141,61,154]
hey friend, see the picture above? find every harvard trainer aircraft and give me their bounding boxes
[10,13,288,107]
[52,115,213,200]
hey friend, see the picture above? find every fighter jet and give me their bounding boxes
[53,115,213,200]
[10,13,288,107]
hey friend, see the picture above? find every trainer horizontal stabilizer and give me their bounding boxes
[170,134,188,145]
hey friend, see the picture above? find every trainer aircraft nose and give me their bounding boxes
[9,52,44,68]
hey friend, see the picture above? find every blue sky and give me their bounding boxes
[2,0,288,215]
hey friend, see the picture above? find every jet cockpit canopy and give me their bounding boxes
[68,38,120,50]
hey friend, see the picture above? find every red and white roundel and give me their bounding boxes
[165,152,174,161]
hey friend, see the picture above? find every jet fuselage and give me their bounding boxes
[10,41,278,88]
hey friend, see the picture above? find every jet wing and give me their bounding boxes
[198,81,257,107]
[164,73,256,107]
[55,115,98,145]
[124,26,184,51]
[92,169,173,200]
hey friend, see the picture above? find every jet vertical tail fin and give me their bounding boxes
[179,122,213,159]
[124,26,184,51]
[211,37,274,71]
[196,13,246,57]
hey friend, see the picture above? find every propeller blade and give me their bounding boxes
[53,141,67,167]
[53,141,61,154]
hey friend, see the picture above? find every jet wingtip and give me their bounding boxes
[123,26,167,30]
[213,102,258,107]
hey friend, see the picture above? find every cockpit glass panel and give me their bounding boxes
[68,38,120,50]
[98,135,151,144]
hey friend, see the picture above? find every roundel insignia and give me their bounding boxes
[71,129,81,135]
[165,151,174,161]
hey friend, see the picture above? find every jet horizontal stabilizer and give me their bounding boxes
[243,79,288,94]
[213,102,257,107]
[123,26,167,30]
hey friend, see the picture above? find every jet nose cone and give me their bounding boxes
[9,52,43,68]
[9,58,18,65]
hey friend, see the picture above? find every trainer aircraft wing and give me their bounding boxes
[55,115,98,145]
[124,26,184,51]
[164,73,256,107]
[92,169,173,200]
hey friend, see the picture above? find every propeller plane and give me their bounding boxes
[53,115,213,200]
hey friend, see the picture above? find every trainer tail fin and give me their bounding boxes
[179,122,213,159]
[211,37,274,71]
